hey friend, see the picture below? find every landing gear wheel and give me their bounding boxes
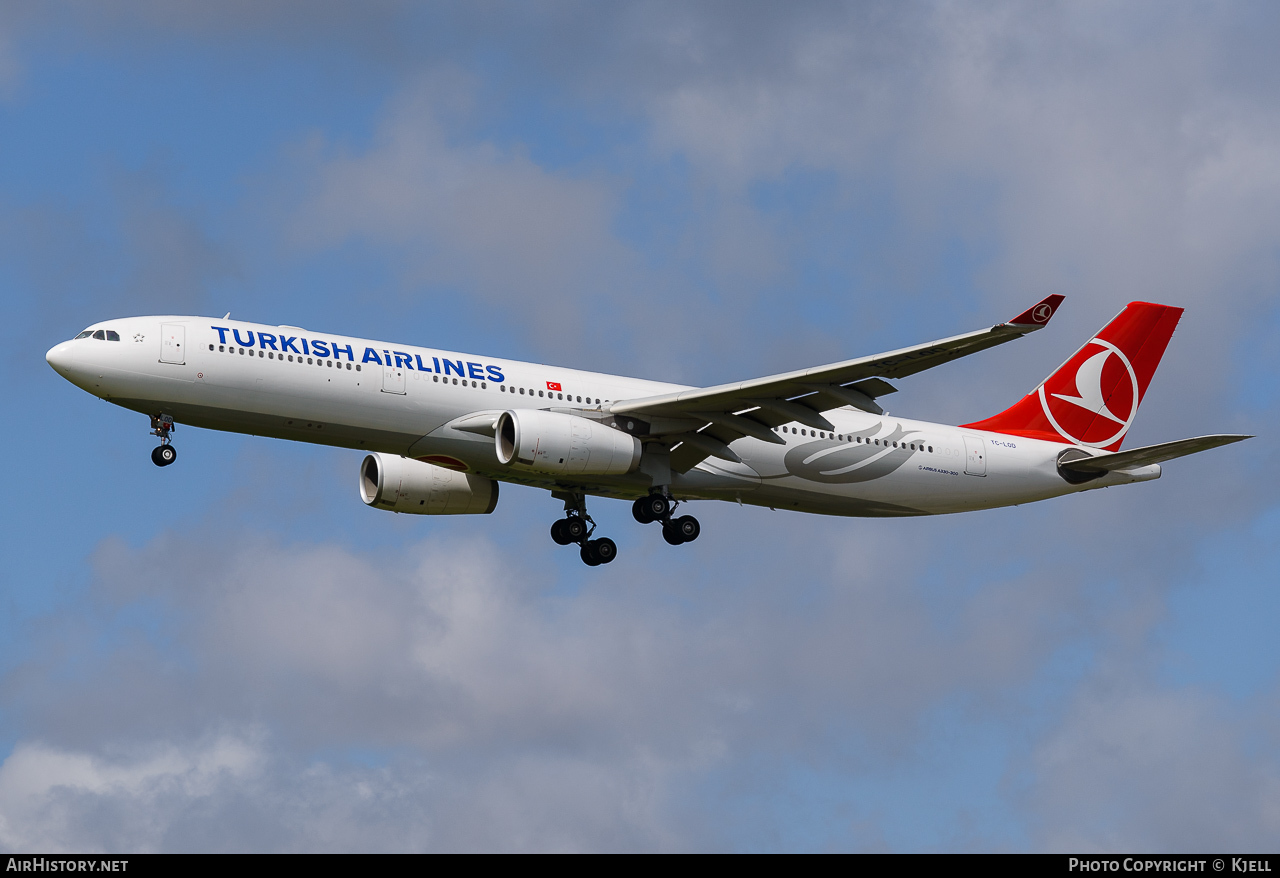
[564,518,588,541]
[580,541,602,566]
[551,519,573,546]
[673,515,700,543]
[151,445,177,467]
[662,522,685,546]
[592,537,617,564]
[637,494,669,522]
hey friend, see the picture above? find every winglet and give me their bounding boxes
[1007,294,1065,328]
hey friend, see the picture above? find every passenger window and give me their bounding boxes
[75,331,92,339]
[92,330,106,340]
[539,390,544,397]
[481,382,487,389]
[356,365,361,371]
[209,344,215,351]
[519,388,525,394]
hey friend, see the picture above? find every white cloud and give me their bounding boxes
[0,510,1136,850]
[642,2,1280,307]
[282,72,641,353]
[1029,682,1280,852]
[0,734,264,852]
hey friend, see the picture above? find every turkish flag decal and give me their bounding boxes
[547,381,562,391]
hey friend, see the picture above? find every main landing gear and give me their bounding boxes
[632,494,700,546]
[550,492,617,567]
[149,414,177,467]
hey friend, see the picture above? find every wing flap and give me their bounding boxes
[610,295,1064,423]
[610,295,1065,471]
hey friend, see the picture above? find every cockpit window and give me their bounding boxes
[105,330,120,341]
[75,331,92,339]
[92,330,106,340]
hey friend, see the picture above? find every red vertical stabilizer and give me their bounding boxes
[961,302,1183,451]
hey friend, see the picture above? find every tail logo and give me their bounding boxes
[1037,338,1139,447]
[1031,302,1054,323]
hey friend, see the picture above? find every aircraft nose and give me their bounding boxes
[46,342,71,372]
[46,341,84,378]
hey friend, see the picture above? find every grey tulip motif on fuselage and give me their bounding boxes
[782,423,921,483]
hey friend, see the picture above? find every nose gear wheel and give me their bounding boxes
[149,414,177,467]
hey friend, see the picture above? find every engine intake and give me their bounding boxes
[360,453,499,515]
[496,409,641,476]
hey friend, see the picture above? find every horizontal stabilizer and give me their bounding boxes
[1058,434,1252,474]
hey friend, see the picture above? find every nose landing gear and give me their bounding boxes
[633,493,699,546]
[150,414,177,467]
[550,491,618,566]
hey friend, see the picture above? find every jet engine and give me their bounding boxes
[496,409,641,476]
[359,453,499,515]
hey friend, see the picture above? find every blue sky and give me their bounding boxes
[0,1,1277,852]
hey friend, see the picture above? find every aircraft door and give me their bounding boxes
[382,359,406,394]
[160,324,185,365]
[963,435,987,476]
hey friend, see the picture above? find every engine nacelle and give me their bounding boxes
[496,409,641,476]
[359,453,499,515]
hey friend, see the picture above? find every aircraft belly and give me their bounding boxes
[672,458,763,498]
[730,422,1079,517]
[107,396,420,453]
[103,350,460,456]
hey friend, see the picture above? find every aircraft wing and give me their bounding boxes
[608,295,1066,472]
[1058,434,1252,474]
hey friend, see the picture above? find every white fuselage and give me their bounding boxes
[45,316,1160,517]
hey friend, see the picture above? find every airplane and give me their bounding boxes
[45,296,1250,566]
